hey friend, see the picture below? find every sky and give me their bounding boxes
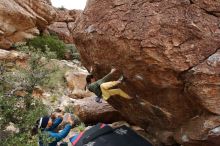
[51,0,87,10]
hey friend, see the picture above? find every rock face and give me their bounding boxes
[47,9,82,43]
[65,70,88,91]
[0,0,56,49]
[73,96,124,124]
[73,0,220,145]
[64,69,93,99]
[0,49,27,66]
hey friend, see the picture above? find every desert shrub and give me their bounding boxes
[27,35,67,59]
[50,95,58,103]
[43,68,67,92]
[74,123,86,132]
[0,47,58,145]
[58,5,65,10]
[64,105,75,113]
[65,44,78,54]
[65,44,81,60]
[0,95,48,146]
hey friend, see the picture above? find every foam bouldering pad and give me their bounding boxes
[70,123,152,146]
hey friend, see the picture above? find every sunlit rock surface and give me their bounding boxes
[47,9,82,43]
[0,0,56,49]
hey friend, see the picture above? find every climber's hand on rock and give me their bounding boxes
[67,115,74,127]
[50,113,56,120]
[51,110,64,119]
[110,68,117,73]
[90,66,93,73]
[56,112,64,119]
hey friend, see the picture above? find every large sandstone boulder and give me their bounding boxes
[0,49,27,66]
[63,68,124,124]
[64,69,93,99]
[0,0,56,49]
[65,70,87,91]
[73,0,220,145]
[73,96,124,124]
[47,9,82,43]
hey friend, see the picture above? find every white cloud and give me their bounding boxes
[51,0,87,10]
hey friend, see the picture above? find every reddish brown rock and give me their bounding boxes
[73,96,124,124]
[191,0,220,16]
[185,50,220,115]
[175,115,220,146]
[65,70,87,91]
[0,49,27,66]
[0,0,56,49]
[47,9,82,43]
[55,9,80,22]
[48,22,73,43]
[73,0,220,145]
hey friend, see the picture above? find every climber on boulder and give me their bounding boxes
[85,67,133,103]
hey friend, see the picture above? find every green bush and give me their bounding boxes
[50,95,58,103]
[2,133,38,146]
[0,47,59,145]
[0,95,48,146]
[58,5,65,10]
[65,44,78,54]
[43,68,67,92]
[65,44,81,61]
[27,35,67,59]
[73,123,85,132]
[64,105,75,113]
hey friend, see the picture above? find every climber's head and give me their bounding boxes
[31,116,52,135]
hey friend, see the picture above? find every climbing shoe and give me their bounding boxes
[118,75,125,82]
[95,96,102,103]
